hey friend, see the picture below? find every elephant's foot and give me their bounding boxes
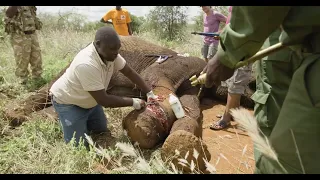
[3,84,53,126]
[161,130,211,173]
[2,106,28,127]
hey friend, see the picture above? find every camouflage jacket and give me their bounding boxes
[3,6,43,35]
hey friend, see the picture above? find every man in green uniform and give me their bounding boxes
[4,6,43,84]
[202,6,320,174]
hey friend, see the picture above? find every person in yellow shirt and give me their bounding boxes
[100,6,132,36]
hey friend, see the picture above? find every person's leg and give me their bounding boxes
[52,97,90,147]
[208,44,218,60]
[210,65,252,130]
[29,33,43,80]
[87,105,108,134]
[201,42,209,63]
[10,33,31,84]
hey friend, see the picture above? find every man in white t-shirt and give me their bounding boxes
[50,26,157,147]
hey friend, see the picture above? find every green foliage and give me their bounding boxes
[82,21,106,32]
[192,12,203,32]
[0,6,6,38]
[145,6,188,41]
[37,11,112,33]
[130,14,145,33]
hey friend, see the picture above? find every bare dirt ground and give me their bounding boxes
[200,100,255,174]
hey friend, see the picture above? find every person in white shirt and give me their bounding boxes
[50,26,157,147]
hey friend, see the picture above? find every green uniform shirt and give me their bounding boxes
[216,6,320,69]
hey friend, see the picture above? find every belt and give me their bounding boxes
[24,30,35,35]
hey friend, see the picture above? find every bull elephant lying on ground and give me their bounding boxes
[3,36,255,172]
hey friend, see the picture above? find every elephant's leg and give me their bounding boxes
[3,64,69,126]
[161,81,211,173]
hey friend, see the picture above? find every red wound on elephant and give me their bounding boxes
[147,103,169,133]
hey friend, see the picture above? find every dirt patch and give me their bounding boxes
[200,101,255,174]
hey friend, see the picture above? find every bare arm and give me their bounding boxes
[88,89,134,108]
[127,23,132,35]
[216,11,227,24]
[120,64,152,93]
[100,18,113,24]
[6,6,19,18]
[101,11,113,24]
[126,12,133,35]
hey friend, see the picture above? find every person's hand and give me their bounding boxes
[132,98,146,110]
[146,90,158,102]
[202,55,234,88]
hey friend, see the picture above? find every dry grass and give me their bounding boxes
[230,108,289,174]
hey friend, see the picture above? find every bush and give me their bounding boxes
[192,13,203,32]
[130,14,145,34]
[144,6,188,41]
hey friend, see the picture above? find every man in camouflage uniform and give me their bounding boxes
[4,6,43,84]
[203,6,320,174]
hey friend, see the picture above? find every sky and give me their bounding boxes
[36,6,202,22]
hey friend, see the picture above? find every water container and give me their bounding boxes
[168,93,185,119]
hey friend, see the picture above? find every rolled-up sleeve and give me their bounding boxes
[217,6,291,69]
[114,54,127,71]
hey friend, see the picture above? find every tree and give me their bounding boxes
[0,6,7,38]
[192,11,203,32]
[130,14,145,34]
[146,6,188,41]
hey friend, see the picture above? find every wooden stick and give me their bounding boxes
[235,42,286,69]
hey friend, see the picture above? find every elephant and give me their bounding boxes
[2,36,255,173]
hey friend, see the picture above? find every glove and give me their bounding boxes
[132,98,146,110]
[146,90,158,101]
[190,71,206,86]
[197,71,206,85]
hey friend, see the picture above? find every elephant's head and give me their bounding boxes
[123,89,177,149]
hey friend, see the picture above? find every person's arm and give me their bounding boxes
[215,11,227,24]
[100,18,113,25]
[89,89,134,108]
[216,6,291,69]
[126,12,133,35]
[75,64,145,109]
[100,11,113,24]
[203,6,291,88]
[120,64,151,93]
[6,6,19,18]
[215,11,227,33]
[127,23,132,35]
